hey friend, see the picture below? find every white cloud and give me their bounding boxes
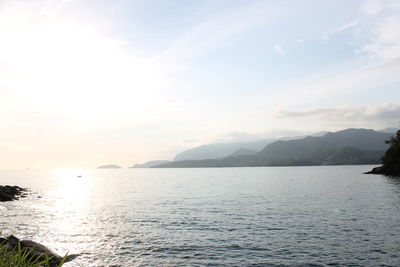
[266,0,399,115]
[362,16,400,61]
[273,45,284,53]
[274,103,400,123]
[255,56,400,113]
[158,1,286,63]
[321,20,359,41]
[355,0,400,61]
[360,0,383,15]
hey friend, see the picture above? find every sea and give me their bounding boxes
[1,165,400,266]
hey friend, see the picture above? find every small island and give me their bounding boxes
[97,164,122,169]
[367,128,400,176]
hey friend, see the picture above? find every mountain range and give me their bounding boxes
[130,160,169,168]
[172,134,327,161]
[153,128,394,168]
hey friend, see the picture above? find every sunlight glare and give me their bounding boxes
[0,11,170,127]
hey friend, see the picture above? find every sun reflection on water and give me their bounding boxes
[50,168,93,198]
[40,169,97,261]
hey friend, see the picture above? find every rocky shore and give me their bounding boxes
[1,186,79,265]
[0,185,27,202]
[0,235,78,266]
[366,128,399,177]
[366,165,400,177]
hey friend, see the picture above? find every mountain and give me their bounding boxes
[229,148,257,157]
[130,160,169,168]
[378,127,398,133]
[173,139,272,161]
[173,136,310,161]
[173,131,338,161]
[321,128,391,150]
[323,146,383,165]
[154,128,393,168]
[97,164,122,169]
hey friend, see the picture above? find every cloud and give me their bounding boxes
[360,0,384,15]
[353,0,400,62]
[362,16,400,61]
[321,20,359,41]
[273,45,284,53]
[158,1,287,63]
[263,0,400,111]
[261,1,400,111]
[274,103,400,123]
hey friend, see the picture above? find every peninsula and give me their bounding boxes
[367,128,400,177]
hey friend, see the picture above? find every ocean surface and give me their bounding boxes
[1,165,400,266]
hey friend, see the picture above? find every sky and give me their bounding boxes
[0,0,399,169]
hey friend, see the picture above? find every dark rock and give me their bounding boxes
[366,128,400,177]
[0,185,28,202]
[0,192,13,201]
[365,165,399,177]
[1,235,78,266]
[365,166,384,174]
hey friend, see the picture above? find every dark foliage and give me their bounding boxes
[381,128,400,175]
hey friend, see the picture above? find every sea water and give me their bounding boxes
[1,166,399,266]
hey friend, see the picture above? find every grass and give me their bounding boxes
[0,241,66,267]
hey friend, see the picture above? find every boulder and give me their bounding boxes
[1,235,78,266]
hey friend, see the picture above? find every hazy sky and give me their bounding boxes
[1,0,399,169]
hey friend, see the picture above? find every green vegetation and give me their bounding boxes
[367,127,400,176]
[0,242,66,267]
[380,128,400,175]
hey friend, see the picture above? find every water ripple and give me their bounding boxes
[1,166,400,266]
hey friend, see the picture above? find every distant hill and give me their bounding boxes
[173,136,308,161]
[378,127,398,133]
[321,128,392,151]
[229,148,257,157]
[173,139,271,161]
[130,160,169,168]
[323,146,383,165]
[97,164,122,169]
[154,128,392,168]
